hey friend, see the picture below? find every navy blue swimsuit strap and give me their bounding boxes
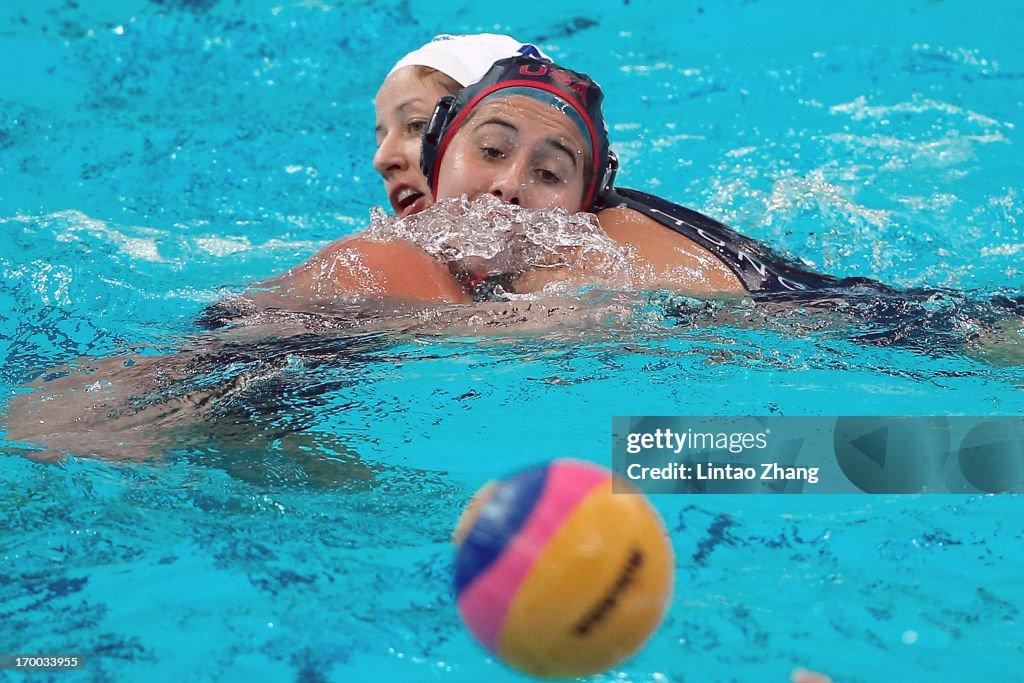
[606,187,851,293]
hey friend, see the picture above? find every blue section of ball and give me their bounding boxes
[454,464,550,596]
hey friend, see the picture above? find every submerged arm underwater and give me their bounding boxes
[1,288,644,462]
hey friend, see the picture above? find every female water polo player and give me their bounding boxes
[221,35,846,310]
[411,55,862,298]
[370,47,1021,360]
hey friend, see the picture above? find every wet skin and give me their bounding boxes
[373,67,452,218]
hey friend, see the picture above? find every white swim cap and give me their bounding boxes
[388,33,551,87]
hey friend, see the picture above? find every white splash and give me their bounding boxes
[195,236,253,257]
[362,194,637,292]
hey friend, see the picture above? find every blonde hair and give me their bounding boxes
[408,65,461,97]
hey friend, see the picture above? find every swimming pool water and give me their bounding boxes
[2,0,1023,681]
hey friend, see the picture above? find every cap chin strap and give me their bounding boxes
[421,95,457,199]
[591,151,619,210]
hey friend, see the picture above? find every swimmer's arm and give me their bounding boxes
[597,206,748,295]
[2,352,205,461]
[245,236,470,308]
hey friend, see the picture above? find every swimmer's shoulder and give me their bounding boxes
[597,203,748,294]
[264,235,470,304]
[599,187,868,295]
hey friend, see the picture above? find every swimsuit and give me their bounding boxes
[468,273,515,302]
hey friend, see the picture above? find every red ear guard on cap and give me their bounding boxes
[420,55,617,212]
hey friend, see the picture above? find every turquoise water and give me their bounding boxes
[2,1,1023,681]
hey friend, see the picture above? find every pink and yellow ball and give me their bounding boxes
[453,459,674,679]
